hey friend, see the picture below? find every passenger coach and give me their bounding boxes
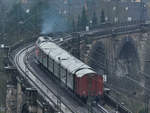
[35,36,103,100]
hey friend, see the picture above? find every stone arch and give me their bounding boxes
[108,35,141,96]
[116,36,140,77]
[118,37,138,61]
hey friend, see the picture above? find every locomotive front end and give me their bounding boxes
[75,69,103,101]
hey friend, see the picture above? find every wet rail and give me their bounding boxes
[9,23,148,113]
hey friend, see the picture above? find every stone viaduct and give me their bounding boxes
[5,26,150,113]
[63,29,150,98]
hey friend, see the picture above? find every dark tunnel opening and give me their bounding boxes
[114,38,141,96]
[119,39,138,61]
[117,38,140,79]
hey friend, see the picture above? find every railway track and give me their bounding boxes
[11,23,145,113]
[14,36,112,113]
[15,45,76,113]
[97,104,109,113]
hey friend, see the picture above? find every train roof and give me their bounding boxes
[38,40,96,77]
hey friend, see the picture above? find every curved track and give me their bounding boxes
[13,23,144,113]
[15,45,76,113]
[14,37,110,113]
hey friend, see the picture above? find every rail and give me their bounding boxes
[104,94,132,113]
[9,23,147,113]
[97,104,109,113]
[23,46,74,113]
[17,38,107,113]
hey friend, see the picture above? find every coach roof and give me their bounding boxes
[38,41,96,77]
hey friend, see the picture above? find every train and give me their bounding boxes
[35,36,104,101]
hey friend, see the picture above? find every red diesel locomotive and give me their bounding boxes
[35,36,103,100]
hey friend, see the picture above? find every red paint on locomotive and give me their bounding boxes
[35,37,104,100]
[75,74,103,98]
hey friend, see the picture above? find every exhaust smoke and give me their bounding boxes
[41,7,69,35]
